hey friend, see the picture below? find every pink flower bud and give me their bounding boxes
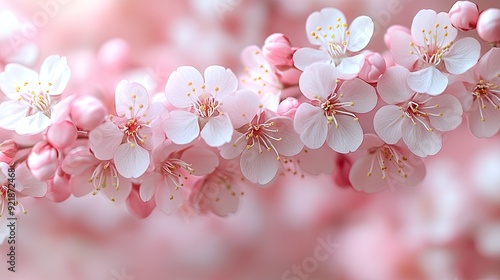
[384,25,410,48]
[277,97,299,118]
[27,142,58,181]
[449,1,479,31]
[70,96,107,131]
[358,51,387,83]
[332,155,352,189]
[126,185,156,219]
[97,38,130,71]
[45,170,71,202]
[263,33,295,70]
[0,140,18,164]
[477,8,500,44]
[46,121,78,150]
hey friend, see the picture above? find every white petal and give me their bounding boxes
[374,105,404,144]
[377,66,414,104]
[349,154,388,193]
[155,181,183,215]
[140,173,163,202]
[0,64,38,99]
[338,78,377,113]
[200,114,233,147]
[293,48,331,71]
[162,110,200,145]
[347,16,374,52]
[115,80,150,118]
[306,8,346,46]
[0,100,29,130]
[181,147,219,176]
[407,66,448,95]
[401,120,442,157]
[389,31,419,69]
[220,132,246,160]
[240,146,278,185]
[444,37,481,75]
[114,143,150,178]
[39,55,70,96]
[478,48,500,81]
[204,66,238,100]
[219,89,260,129]
[89,122,123,160]
[426,94,463,131]
[16,112,51,135]
[293,103,328,149]
[269,116,303,157]
[336,54,364,79]
[16,162,47,197]
[326,115,363,153]
[299,63,339,100]
[101,175,132,203]
[164,66,203,108]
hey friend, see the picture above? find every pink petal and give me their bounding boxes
[15,162,47,197]
[349,154,388,193]
[205,182,240,217]
[164,66,204,108]
[326,115,363,153]
[299,63,339,101]
[61,148,99,175]
[426,94,463,131]
[374,105,404,144]
[338,78,377,113]
[220,132,246,160]
[377,66,414,104]
[101,175,132,203]
[114,143,150,178]
[389,31,419,70]
[467,104,500,138]
[181,147,219,176]
[220,89,260,129]
[293,103,328,149]
[163,110,200,145]
[240,145,279,185]
[347,16,374,52]
[155,181,183,215]
[115,80,150,118]
[137,126,155,150]
[140,172,163,202]
[89,122,122,160]
[39,55,70,96]
[296,145,335,175]
[204,66,238,100]
[407,66,448,96]
[478,48,500,81]
[200,114,233,147]
[401,120,442,157]
[69,170,94,197]
[269,116,303,157]
[293,47,331,71]
[444,37,481,75]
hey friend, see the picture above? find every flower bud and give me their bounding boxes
[277,97,299,118]
[358,51,386,83]
[477,8,500,44]
[263,33,295,70]
[0,140,18,164]
[70,96,107,131]
[46,121,78,150]
[332,155,352,189]
[45,170,71,202]
[384,25,410,48]
[27,142,58,181]
[449,1,479,31]
[126,185,156,219]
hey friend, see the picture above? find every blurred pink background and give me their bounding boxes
[1,0,500,279]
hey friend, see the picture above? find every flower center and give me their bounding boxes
[310,20,350,65]
[124,119,140,136]
[194,95,220,118]
[0,184,27,217]
[320,93,356,127]
[234,113,283,160]
[367,145,409,180]
[409,24,453,67]
[401,97,442,132]
[472,80,500,121]
[88,161,120,201]
[158,158,194,200]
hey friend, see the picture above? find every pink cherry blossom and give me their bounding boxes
[164,65,236,147]
[349,134,426,193]
[477,8,500,45]
[293,7,374,79]
[448,1,479,31]
[139,141,219,215]
[262,33,296,71]
[374,66,463,157]
[26,141,58,181]
[220,90,304,185]
[46,120,78,150]
[89,80,164,178]
[62,147,132,203]
[389,9,481,95]
[239,46,283,111]
[0,55,70,134]
[294,63,377,153]
[452,48,500,138]
[70,96,107,131]
[126,184,156,219]
[358,51,387,83]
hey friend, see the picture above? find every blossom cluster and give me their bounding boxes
[0,1,499,225]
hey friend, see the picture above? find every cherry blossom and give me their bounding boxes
[62,147,132,203]
[139,141,219,215]
[349,134,426,193]
[452,48,500,138]
[0,55,70,135]
[89,80,164,178]
[389,9,481,95]
[294,63,377,153]
[374,66,463,157]
[220,90,303,185]
[163,65,236,147]
[293,7,374,79]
